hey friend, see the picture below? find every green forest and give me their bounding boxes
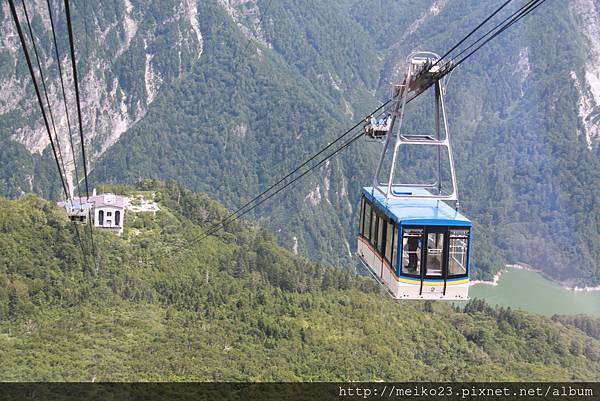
[0,181,598,381]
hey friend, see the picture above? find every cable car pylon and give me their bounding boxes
[371,52,459,205]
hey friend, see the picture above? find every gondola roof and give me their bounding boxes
[362,186,472,226]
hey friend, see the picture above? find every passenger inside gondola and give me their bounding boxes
[406,236,420,272]
[402,228,422,274]
[370,116,378,128]
[366,114,392,138]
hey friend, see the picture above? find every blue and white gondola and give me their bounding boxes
[357,52,471,300]
[357,186,471,300]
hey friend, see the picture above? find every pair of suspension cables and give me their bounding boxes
[8,0,99,271]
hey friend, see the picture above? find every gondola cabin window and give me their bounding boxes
[363,201,371,241]
[359,198,398,268]
[392,225,398,270]
[376,214,384,253]
[370,209,377,245]
[425,231,444,277]
[359,198,365,237]
[385,221,394,263]
[448,229,469,277]
[402,228,423,276]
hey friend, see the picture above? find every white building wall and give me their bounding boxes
[94,205,124,234]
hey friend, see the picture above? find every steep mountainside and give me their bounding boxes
[0,0,203,196]
[0,0,380,271]
[0,182,599,381]
[1,0,600,285]
[348,0,600,285]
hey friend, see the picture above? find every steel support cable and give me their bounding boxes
[70,219,90,271]
[450,0,546,69]
[416,0,545,103]
[155,101,391,262]
[197,129,366,243]
[185,100,390,245]
[209,90,426,233]
[8,0,69,200]
[63,0,91,200]
[184,0,548,247]
[159,0,550,262]
[161,85,433,262]
[162,124,369,264]
[447,0,542,66]
[21,0,71,199]
[8,0,90,272]
[431,0,514,68]
[46,0,83,202]
[64,0,99,271]
[82,0,93,162]
[45,0,90,270]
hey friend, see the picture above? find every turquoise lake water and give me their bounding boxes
[463,268,600,316]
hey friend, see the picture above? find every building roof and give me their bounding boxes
[94,194,125,208]
[57,193,124,210]
[57,199,92,210]
[362,186,471,226]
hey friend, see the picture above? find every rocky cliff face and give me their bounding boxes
[571,0,600,149]
[218,0,271,47]
[0,0,203,194]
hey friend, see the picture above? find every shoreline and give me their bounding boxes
[469,271,503,287]
[469,263,531,287]
[471,264,600,292]
[564,285,600,292]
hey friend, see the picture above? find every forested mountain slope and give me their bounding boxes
[1,0,599,285]
[0,0,379,273]
[0,182,599,381]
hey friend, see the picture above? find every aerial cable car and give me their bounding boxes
[59,195,91,224]
[357,52,471,300]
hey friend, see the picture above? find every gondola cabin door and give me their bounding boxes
[420,227,448,296]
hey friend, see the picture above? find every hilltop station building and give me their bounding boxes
[58,189,125,235]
